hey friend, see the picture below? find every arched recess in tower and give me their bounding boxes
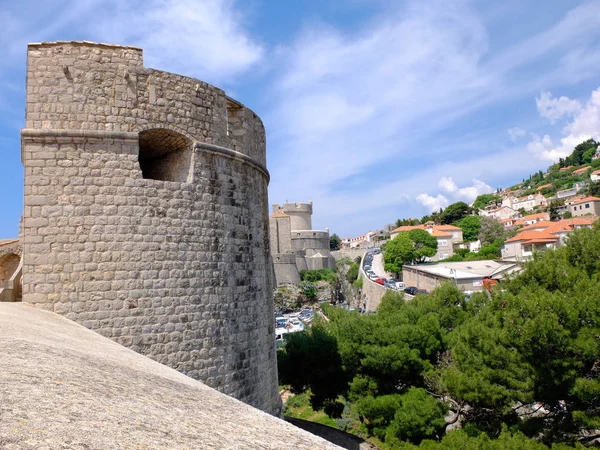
[0,254,22,302]
[138,129,193,182]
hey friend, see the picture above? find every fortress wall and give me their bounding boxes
[272,253,300,285]
[25,42,264,162]
[291,235,331,253]
[269,215,291,254]
[21,42,280,415]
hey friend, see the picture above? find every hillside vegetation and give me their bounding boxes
[279,224,600,449]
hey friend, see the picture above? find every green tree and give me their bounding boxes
[440,202,472,224]
[384,233,415,275]
[549,200,562,221]
[456,215,481,242]
[586,181,600,197]
[409,229,438,262]
[330,233,341,250]
[384,230,438,275]
[478,216,506,246]
[385,388,448,445]
[473,194,502,211]
[345,263,359,283]
[566,139,597,166]
[277,324,347,409]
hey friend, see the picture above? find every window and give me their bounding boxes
[138,129,193,182]
[586,204,590,209]
[438,240,447,246]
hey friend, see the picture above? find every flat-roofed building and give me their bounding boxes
[402,260,520,292]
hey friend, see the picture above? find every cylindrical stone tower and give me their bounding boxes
[20,41,281,414]
[273,202,313,231]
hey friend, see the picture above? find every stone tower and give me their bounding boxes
[269,201,335,285]
[274,202,313,231]
[21,41,280,414]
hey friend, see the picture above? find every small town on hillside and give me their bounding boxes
[4,3,600,450]
[300,141,594,301]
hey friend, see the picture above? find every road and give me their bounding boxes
[369,252,415,299]
[371,253,388,279]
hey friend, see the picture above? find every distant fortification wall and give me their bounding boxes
[269,201,335,284]
[21,41,280,415]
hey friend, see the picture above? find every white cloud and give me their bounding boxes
[438,177,493,202]
[507,127,526,141]
[416,194,449,213]
[438,176,458,193]
[528,87,600,161]
[536,91,581,123]
[0,0,263,87]
[89,0,264,84]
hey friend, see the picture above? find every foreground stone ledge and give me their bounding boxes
[0,302,341,450]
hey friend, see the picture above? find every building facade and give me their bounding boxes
[570,196,600,217]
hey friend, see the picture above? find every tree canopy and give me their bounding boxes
[473,194,502,211]
[330,233,341,250]
[456,215,481,242]
[279,224,600,448]
[440,202,472,224]
[384,230,438,275]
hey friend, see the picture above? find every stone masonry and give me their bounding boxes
[269,201,335,285]
[21,41,281,415]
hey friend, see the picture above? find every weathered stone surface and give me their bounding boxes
[21,41,280,414]
[0,303,341,449]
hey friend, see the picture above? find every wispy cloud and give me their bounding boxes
[507,127,526,142]
[527,87,600,161]
[536,91,581,123]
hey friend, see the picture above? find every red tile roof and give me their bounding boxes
[573,166,591,175]
[390,225,424,233]
[570,196,600,206]
[429,229,452,238]
[506,218,595,243]
[522,212,549,221]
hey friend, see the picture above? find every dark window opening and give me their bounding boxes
[138,129,192,182]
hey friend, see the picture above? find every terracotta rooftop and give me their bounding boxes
[506,218,595,243]
[573,166,591,175]
[390,225,424,233]
[570,196,600,206]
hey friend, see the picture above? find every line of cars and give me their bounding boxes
[363,251,405,291]
[363,251,428,296]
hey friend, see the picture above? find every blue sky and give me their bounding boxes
[1,0,600,239]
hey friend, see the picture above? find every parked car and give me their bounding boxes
[287,317,305,332]
[395,281,406,289]
[368,273,378,281]
[417,289,429,295]
[375,278,386,285]
[404,286,418,296]
[364,264,372,271]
